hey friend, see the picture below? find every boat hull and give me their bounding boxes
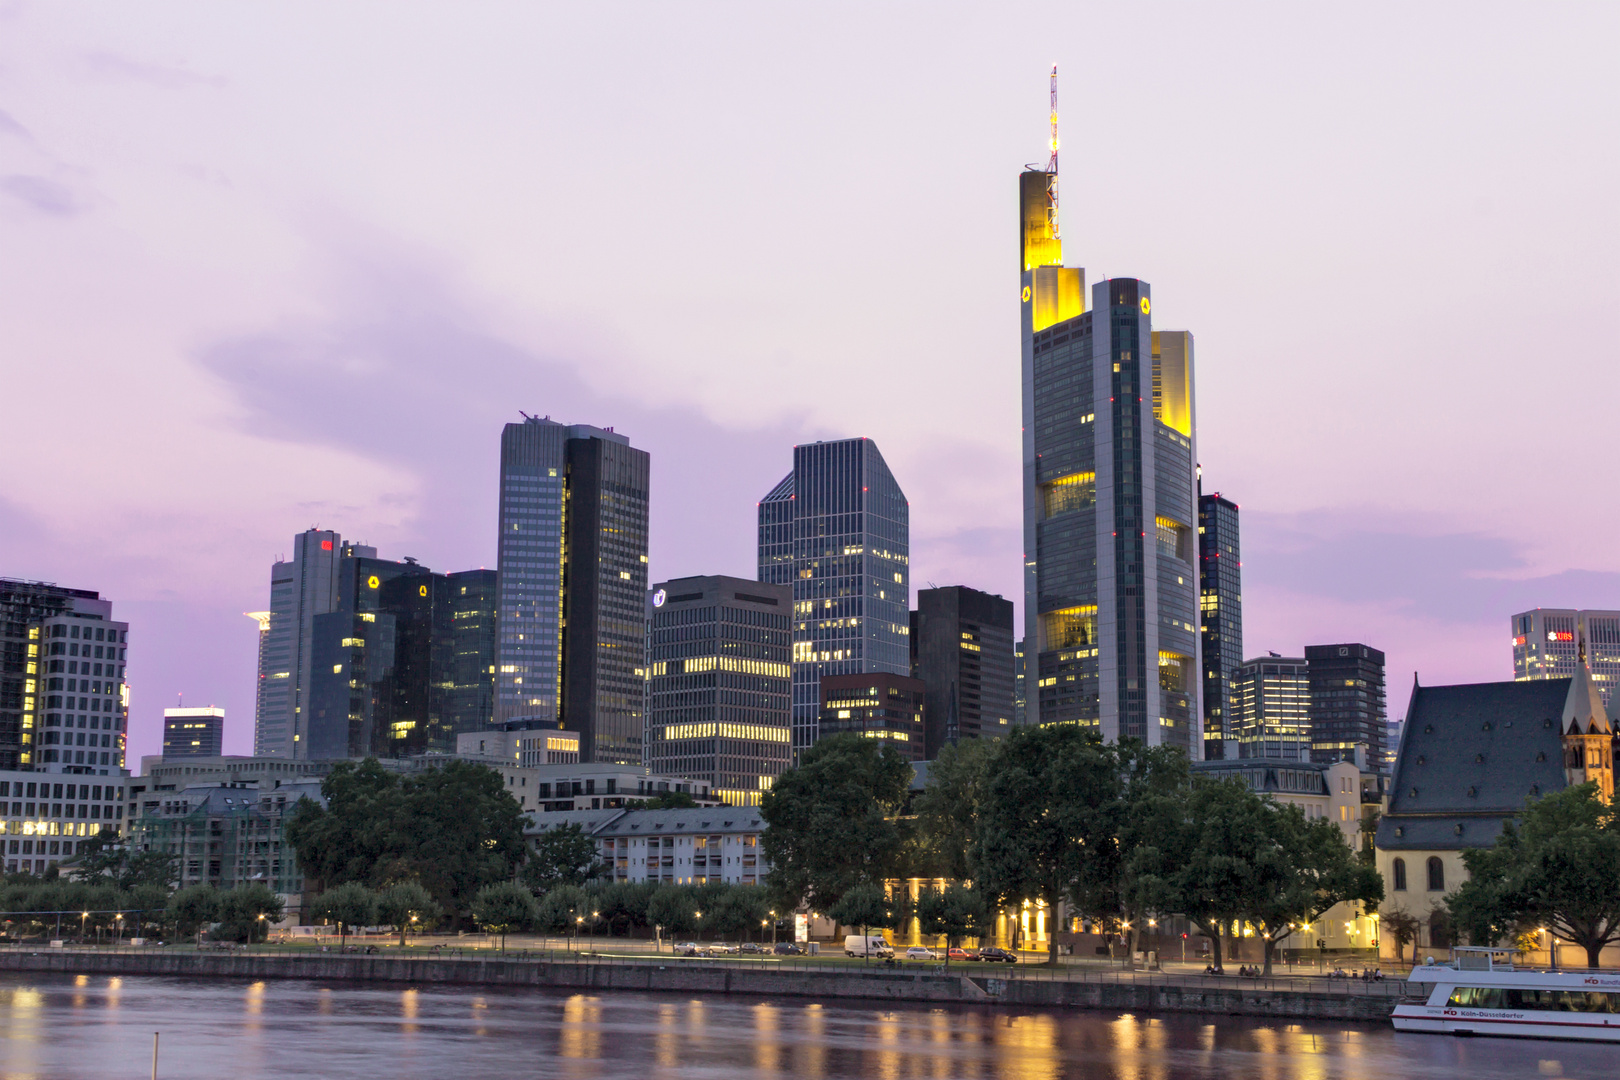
[1393,1003,1620,1042]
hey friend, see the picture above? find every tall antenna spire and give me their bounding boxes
[1047,64,1059,241]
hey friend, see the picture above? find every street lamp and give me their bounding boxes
[575,915,584,953]
[81,911,88,944]
[115,913,124,946]
[769,910,777,947]
[694,911,702,943]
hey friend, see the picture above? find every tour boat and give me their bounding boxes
[1394,947,1620,1042]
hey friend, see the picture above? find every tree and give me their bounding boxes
[214,886,285,943]
[626,792,698,810]
[377,882,441,947]
[912,738,993,880]
[973,724,1124,964]
[311,882,380,948]
[591,881,654,938]
[1451,783,1620,968]
[760,735,913,917]
[471,882,539,951]
[828,883,897,964]
[1243,806,1384,975]
[1108,742,1192,963]
[523,823,607,893]
[1380,909,1422,965]
[69,833,178,893]
[916,883,989,965]
[646,885,699,940]
[536,884,591,937]
[286,759,528,927]
[165,884,219,940]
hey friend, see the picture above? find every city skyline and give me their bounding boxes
[2,6,1617,764]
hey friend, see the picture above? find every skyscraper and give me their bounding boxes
[1231,653,1310,760]
[1512,609,1620,708]
[162,706,224,758]
[1019,160,1201,749]
[495,417,650,764]
[910,586,1016,757]
[757,438,910,753]
[445,569,498,735]
[1306,643,1387,768]
[643,576,793,805]
[3,580,129,775]
[253,529,355,758]
[1197,489,1242,758]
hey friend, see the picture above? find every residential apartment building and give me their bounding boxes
[1197,489,1242,758]
[910,586,1015,757]
[526,806,766,887]
[643,576,792,806]
[0,771,126,875]
[495,417,650,764]
[1512,608,1620,709]
[758,438,910,754]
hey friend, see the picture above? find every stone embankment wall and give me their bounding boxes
[0,951,1398,1021]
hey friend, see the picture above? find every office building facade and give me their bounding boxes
[2,581,129,774]
[1014,639,1027,727]
[644,576,792,806]
[1512,608,1620,709]
[758,438,910,753]
[1306,643,1387,768]
[253,530,354,758]
[1231,654,1310,760]
[1197,490,1242,758]
[1019,161,1201,750]
[817,672,927,762]
[445,569,498,735]
[910,586,1016,757]
[495,417,650,764]
[162,707,225,758]
[0,771,126,875]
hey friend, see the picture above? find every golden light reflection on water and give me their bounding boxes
[560,994,602,1070]
[401,988,419,1036]
[1000,1012,1061,1080]
[244,980,265,1035]
[751,1002,780,1077]
[870,1008,902,1080]
[653,1001,680,1072]
[799,1001,826,1079]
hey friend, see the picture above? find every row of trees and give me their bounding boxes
[0,873,284,944]
[761,728,1384,974]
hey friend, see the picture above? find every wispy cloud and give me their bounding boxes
[83,51,225,90]
[0,174,81,216]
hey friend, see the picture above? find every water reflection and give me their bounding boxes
[0,972,1612,1080]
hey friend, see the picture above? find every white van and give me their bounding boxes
[844,934,894,958]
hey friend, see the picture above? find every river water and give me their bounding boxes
[0,972,1611,1080]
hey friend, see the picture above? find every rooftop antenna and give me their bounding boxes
[1047,63,1060,242]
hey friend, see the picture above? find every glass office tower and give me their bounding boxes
[757,438,910,753]
[1512,608,1620,709]
[495,417,650,764]
[1019,165,1202,751]
[1198,489,1242,758]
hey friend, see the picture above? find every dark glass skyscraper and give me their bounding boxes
[495,417,650,764]
[757,438,909,753]
[1197,489,1242,758]
[1306,643,1387,768]
[445,569,497,736]
[1019,165,1202,751]
[910,586,1016,758]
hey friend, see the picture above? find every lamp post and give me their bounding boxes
[769,910,777,947]
[694,911,702,943]
[115,913,124,947]
[574,915,583,954]
[81,911,88,945]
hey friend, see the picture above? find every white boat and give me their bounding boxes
[1394,947,1620,1042]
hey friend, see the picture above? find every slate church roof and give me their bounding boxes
[1375,677,1571,852]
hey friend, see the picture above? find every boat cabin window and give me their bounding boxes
[1426,857,1445,892]
[1392,858,1406,891]
[1446,987,1620,1013]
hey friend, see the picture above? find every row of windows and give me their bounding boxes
[1391,856,1444,892]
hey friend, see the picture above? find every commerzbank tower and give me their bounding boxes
[1020,68,1202,754]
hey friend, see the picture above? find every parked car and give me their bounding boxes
[773,942,803,955]
[740,942,764,954]
[947,947,979,962]
[977,947,1019,963]
[844,934,895,958]
[711,942,741,955]
[674,942,707,957]
[904,947,937,961]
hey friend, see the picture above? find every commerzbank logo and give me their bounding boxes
[652,589,667,608]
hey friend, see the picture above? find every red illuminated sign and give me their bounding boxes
[1550,631,1574,642]
[1513,635,1526,646]
[321,540,333,550]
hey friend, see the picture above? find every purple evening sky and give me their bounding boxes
[1,3,1616,765]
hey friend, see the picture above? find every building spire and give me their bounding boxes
[1047,64,1060,242]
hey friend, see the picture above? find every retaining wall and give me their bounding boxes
[0,951,1398,1021]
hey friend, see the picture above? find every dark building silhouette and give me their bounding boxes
[1198,489,1242,758]
[910,586,1015,758]
[162,707,224,758]
[817,672,926,762]
[1307,643,1387,768]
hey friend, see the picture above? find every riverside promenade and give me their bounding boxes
[0,946,1410,1021]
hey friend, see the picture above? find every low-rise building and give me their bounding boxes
[0,770,127,875]
[126,779,324,919]
[817,672,926,761]
[525,806,767,887]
